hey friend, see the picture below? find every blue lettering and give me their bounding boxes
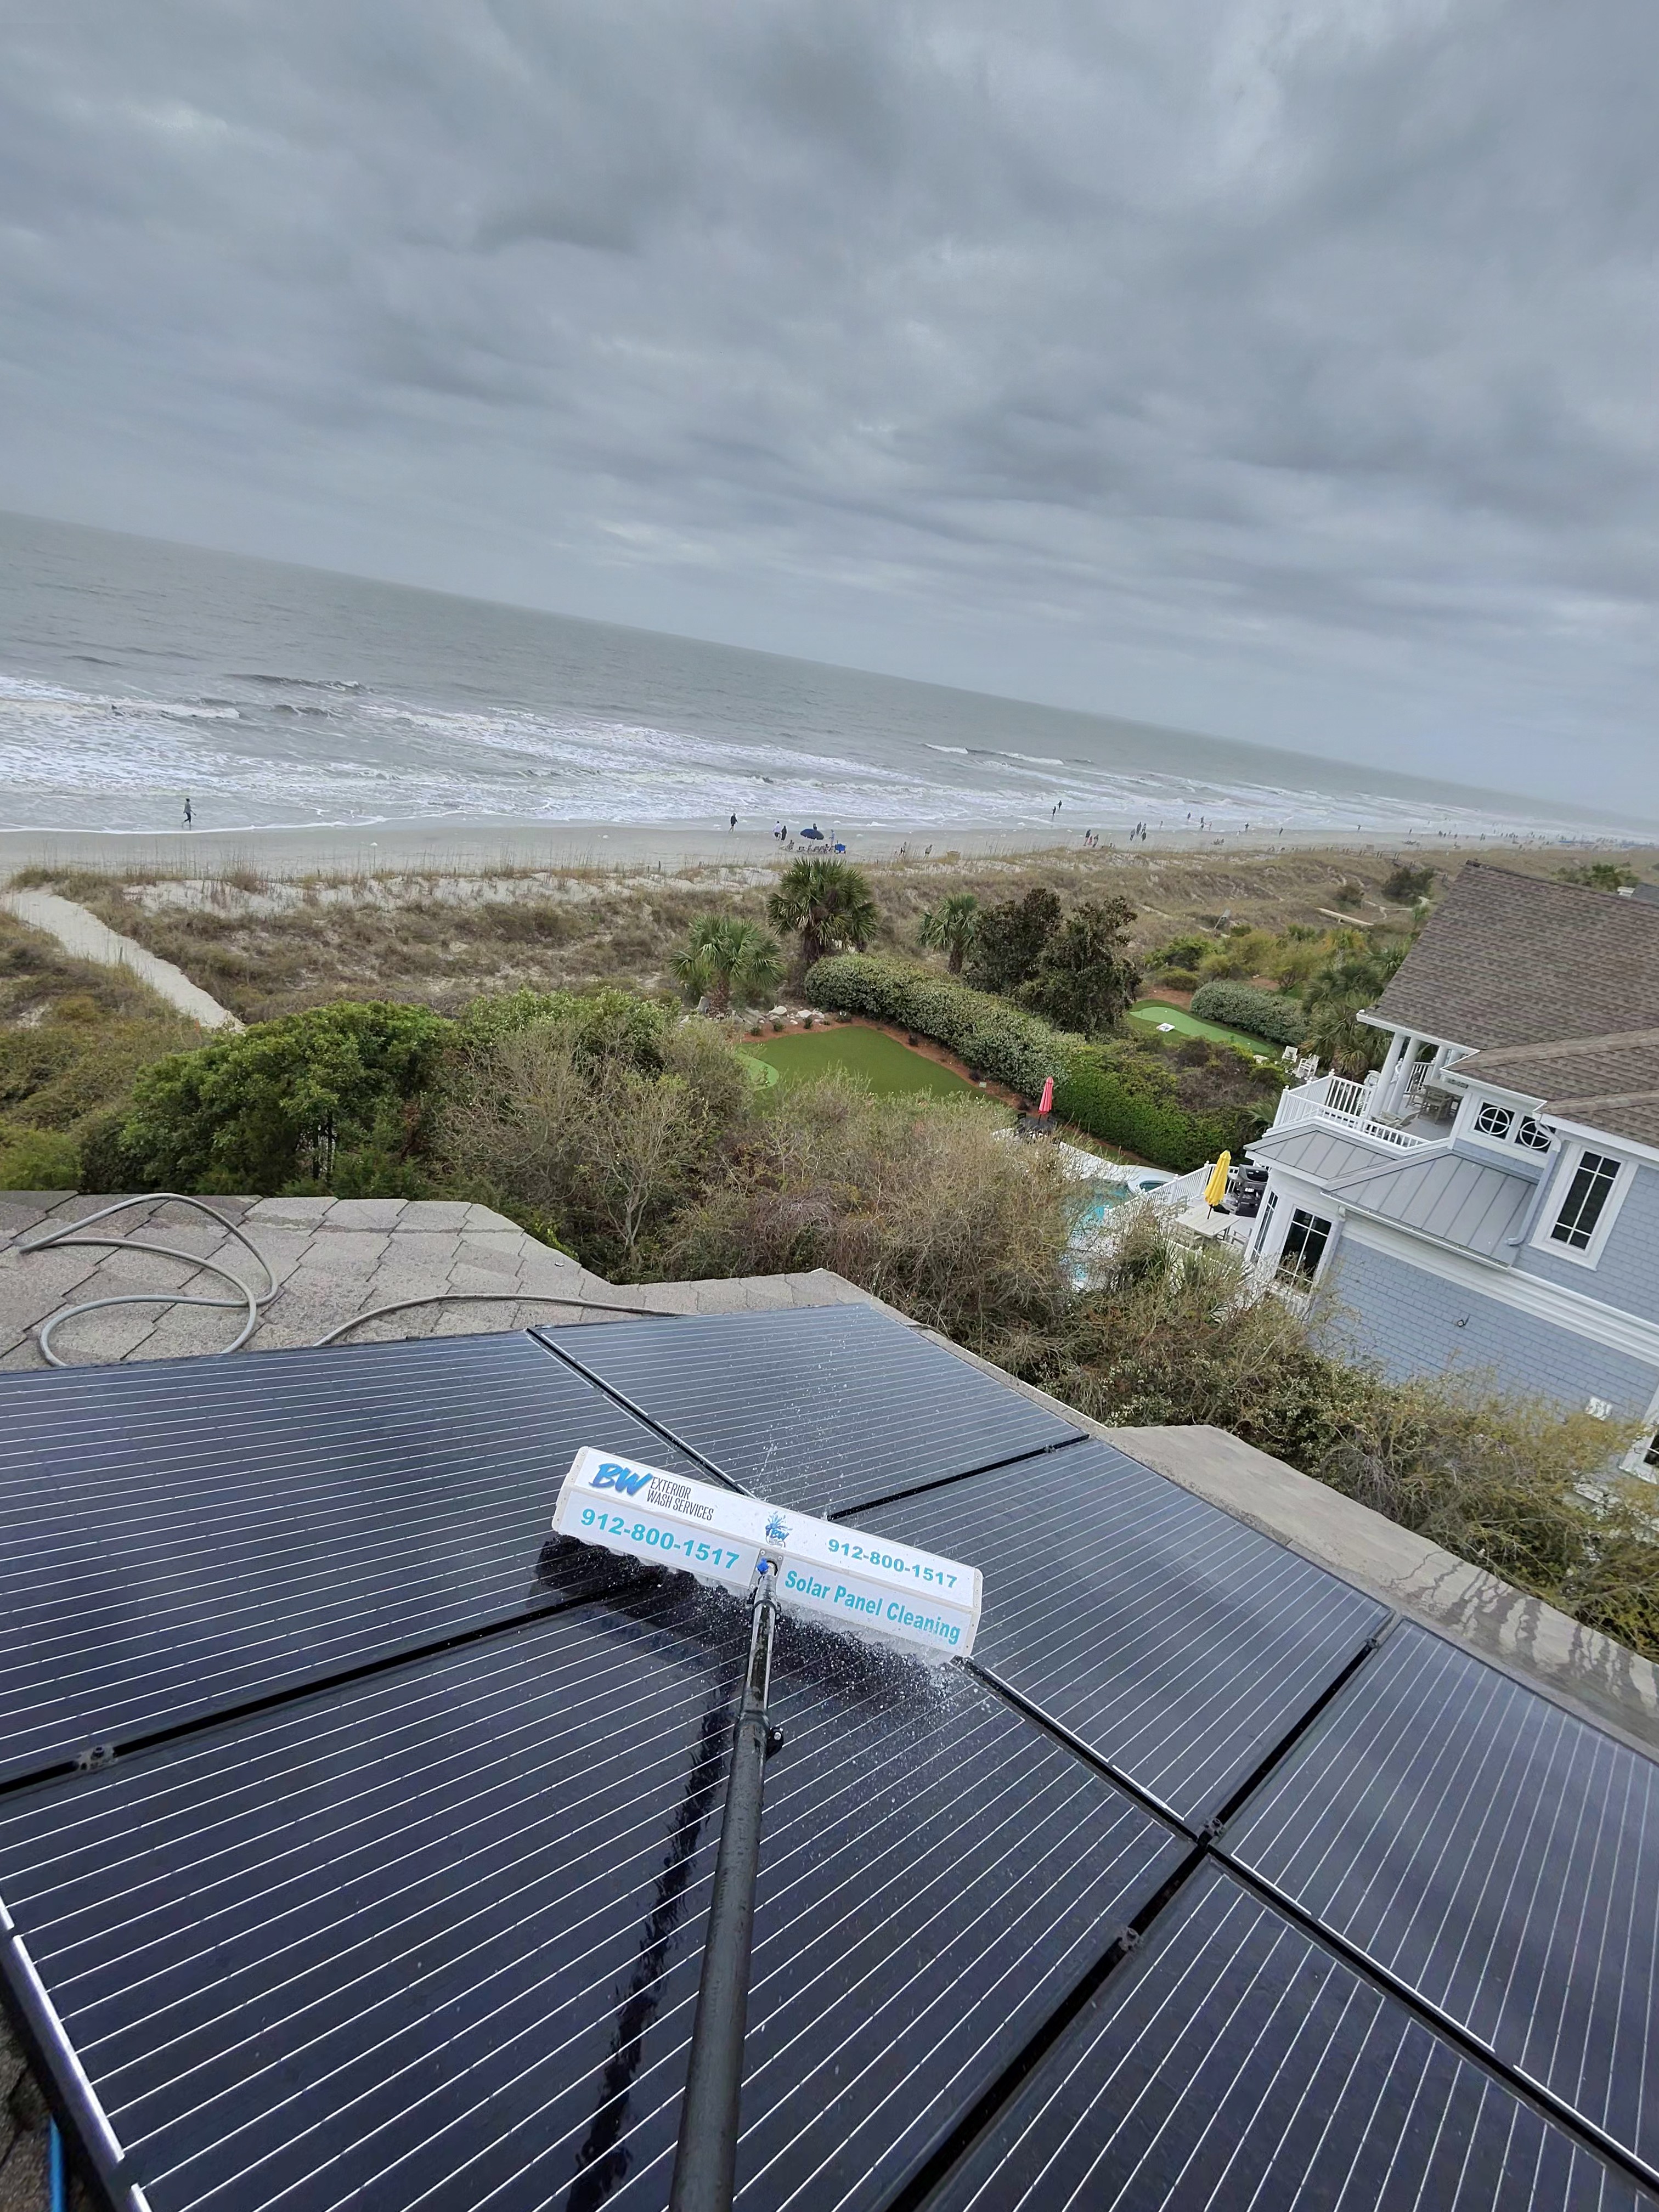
[593,1463,652,1497]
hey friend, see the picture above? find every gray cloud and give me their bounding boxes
[2,0,1656,807]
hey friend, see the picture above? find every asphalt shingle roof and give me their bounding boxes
[1450,1028,1659,1148]
[1373,864,1659,1052]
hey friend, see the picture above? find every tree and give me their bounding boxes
[116,1001,452,1193]
[918,891,980,975]
[1558,862,1638,892]
[1299,935,1410,1077]
[1020,898,1142,1034]
[768,858,879,976]
[1382,862,1436,902]
[966,888,1061,996]
[670,915,784,1013]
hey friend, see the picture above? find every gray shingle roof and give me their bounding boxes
[1450,1029,1659,1149]
[1373,864,1659,1051]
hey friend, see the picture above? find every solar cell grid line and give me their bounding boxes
[0,1586,1183,2212]
[919,1863,1650,2212]
[1222,1622,1659,2186]
[0,1332,704,1785]
[534,1305,1082,1514]
[854,1440,1388,1830]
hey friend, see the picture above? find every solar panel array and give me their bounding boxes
[0,1334,696,1785]
[857,1441,1386,1827]
[0,1306,1654,2212]
[538,1306,1081,1511]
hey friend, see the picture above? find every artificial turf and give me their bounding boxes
[743,1023,978,1099]
[1128,1000,1280,1055]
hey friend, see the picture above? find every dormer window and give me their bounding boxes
[1470,1099,1553,1153]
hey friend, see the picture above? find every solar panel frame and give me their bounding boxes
[537,1306,1082,1514]
[921,1863,1650,2212]
[0,1589,1185,2212]
[0,1333,701,1786]
[1223,1622,1659,2188]
[856,1438,1389,1830]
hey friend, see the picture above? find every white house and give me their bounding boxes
[1234,865,1659,1474]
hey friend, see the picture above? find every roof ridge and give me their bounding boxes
[1466,1027,1659,1066]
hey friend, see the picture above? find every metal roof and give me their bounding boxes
[1242,1120,1390,1183]
[1324,1147,1537,1258]
[2,1312,1657,2210]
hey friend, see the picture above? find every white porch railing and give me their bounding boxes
[1270,1073,1433,1151]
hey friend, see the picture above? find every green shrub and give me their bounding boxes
[805,955,1079,1096]
[0,1126,80,1190]
[1158,968,1200,992]
[1189,980,1305,1047]
[1001,1212,1659,1657]
[115,1001,452,1193]
[1382,862,1436,901]
[456,985,668,1066]
[1053,1042,1275,1170]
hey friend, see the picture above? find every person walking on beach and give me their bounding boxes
[183,795,193,827]
[729,813,737,832]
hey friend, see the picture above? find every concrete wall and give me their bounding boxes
[1519,1156,1659,1321]
[1323,1233,1659,1419]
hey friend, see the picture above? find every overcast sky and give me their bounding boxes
[3,1,1656,808]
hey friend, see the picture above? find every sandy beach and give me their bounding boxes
[0,815,1637,883]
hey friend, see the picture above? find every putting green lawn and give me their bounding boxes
[1128,1000,1283,1056]
[744,1023,978,1099]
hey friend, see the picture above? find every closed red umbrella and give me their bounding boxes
[1037,1076,1054,1118]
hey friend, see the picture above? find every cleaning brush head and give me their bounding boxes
[552,1447,981,1658]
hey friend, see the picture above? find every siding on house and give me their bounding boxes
[1322,1237,1659,1419]
[1517,1158,1659,1317]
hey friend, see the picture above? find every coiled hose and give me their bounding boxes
[15,1193,674,1365]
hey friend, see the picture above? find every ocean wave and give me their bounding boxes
[0,664,1631,841]
[227,673,365,692]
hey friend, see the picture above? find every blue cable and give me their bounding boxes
[48,2118,66,2212]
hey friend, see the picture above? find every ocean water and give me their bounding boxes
[0,510,1626,843]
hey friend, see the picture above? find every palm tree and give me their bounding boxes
[766,858,878,975]
[670,915,784,1014]
[918,891,980,975]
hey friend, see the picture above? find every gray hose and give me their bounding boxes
[16,1194,676,1364]
[20,1194,277,1367]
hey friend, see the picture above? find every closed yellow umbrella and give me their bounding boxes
[1203,1150,1232,1207]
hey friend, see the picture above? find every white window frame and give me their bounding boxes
[1531,1140,1634,1270]
[1276,1205,1335,1287]
[1461,1092,1554,1159]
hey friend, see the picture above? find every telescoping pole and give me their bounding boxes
[668,1560,781,2212]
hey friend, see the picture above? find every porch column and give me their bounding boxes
[1373,1029,1410,1116]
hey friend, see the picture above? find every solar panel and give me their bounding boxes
[923,1864,1646,2212]
[0,1588,1183,2212]
[0,1333,700,1785]
[857,1440,1388,1829]
[1223,1624,1659,2184]
[537,1306,1080,1513]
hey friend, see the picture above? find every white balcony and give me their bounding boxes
[1269,1071,1438,1151]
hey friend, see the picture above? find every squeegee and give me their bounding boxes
[551,1447,981,2212]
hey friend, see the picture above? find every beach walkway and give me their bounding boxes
[0,886,242,1030]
